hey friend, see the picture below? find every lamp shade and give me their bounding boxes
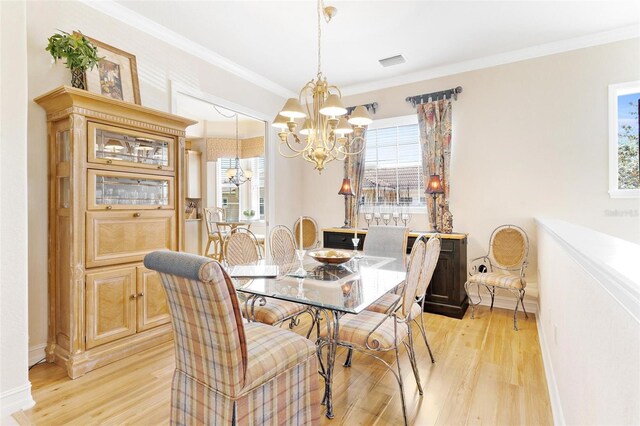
[280,98,306,119]
[299,119,313,136]
[425,174,444,194]
[319,94,347,117]
[347,105,373,126]
[271,113,289,129]
[334,117,354,135]
[338,178,355,196]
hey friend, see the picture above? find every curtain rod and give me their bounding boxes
[405,86,462,107]
[345,102,378,115]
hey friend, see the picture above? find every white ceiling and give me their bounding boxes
[111,1,640,97]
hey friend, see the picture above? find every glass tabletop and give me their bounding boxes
[230,255,407,314]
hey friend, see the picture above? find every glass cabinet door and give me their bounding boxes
[88,170,174,210]
[88,122,174,171]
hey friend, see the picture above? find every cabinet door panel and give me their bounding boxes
[86,267,136,349]
[426,255,455,304]
[136,267,170,332]
[88,122,175,171]
[86,210,176,267]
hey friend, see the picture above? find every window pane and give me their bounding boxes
[363,122,424,207]
[617,92,640,190]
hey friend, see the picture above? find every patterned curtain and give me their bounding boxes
[417,99,453,232]
[343,132,366,227]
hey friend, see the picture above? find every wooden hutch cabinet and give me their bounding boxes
[35,86,196,378]
[323,228,469,319]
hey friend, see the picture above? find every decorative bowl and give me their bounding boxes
[308,249,354,265]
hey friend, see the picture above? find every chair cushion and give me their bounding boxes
[243,322,316,392]
[365,293,401,314]
[321,310,408,350]
[241,299,307,325]
[468,272,526,289]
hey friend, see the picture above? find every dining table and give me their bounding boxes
[228,252,407,419]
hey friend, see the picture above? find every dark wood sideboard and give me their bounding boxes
[322,228,469,319]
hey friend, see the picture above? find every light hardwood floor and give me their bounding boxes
[15,307,553,425]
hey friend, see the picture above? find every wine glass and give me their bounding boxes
[392,207,400,226]
[364,213,373,227]
[401,212,411,226]
[294,249,307,277]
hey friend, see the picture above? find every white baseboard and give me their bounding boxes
[28,343,46,367]
[0,382,35,421]
[475,289,539,313]
[536,312,565,425]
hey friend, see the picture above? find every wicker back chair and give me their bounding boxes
[465,224,530,330]
[223,227,261,267]
[293,216,319,250]
[143,250,320,424]
[203,207,226,259]
[269,225,297,267]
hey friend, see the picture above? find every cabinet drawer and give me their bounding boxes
[86,210,176,268]
[323,231,355,250]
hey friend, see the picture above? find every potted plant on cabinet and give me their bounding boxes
[46,30,101,90]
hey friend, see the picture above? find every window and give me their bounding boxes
[362,116,425,209]
[217,156,265,221]
[609,81,640,198]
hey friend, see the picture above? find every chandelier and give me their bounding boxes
[227,113,252,187]
[272,0,372,173]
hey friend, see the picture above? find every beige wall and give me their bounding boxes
[25,1,296,357]
[302,38,640,301]
[1,0,35,417]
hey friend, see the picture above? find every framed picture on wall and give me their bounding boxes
[77,33,141,105]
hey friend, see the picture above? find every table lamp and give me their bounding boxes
[338,178,355,228]
[425,174,444,232]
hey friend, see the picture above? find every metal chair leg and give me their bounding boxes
[417,314,435,363]
[343,347,353,367]
[394,342,409,426]
[520,289,529,319]
[511,289,520,331]
[405,324,423,395]
[489,286,496,311]
[464,280,481,319]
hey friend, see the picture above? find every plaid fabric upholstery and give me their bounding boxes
[469,272,526,289]
[408,302,423,322]
[366,295,422,323]
[146,251,320,425]
[242,298,306,325]
[365,292,401,314]
[322,310,409,350]
[243,322,316,390]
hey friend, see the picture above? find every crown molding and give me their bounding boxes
[341,25,640,96]
[79,0,295,99]
[79,0,638,99]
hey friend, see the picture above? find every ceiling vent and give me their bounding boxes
[378,54,406,67]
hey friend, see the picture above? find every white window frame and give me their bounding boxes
[363,114,425,213]
[608,81,640,198]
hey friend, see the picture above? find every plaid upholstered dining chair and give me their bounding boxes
[318,236,428,426]
[144,250,320,425]
[464,224,530,330]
